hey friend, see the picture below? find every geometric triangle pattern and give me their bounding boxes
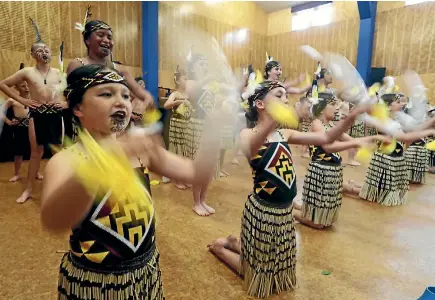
[90,189,154,253]
[264,143,296,189]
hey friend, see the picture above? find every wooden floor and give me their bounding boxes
[1,148,434,300]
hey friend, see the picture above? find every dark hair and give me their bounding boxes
[264,60,280,79]
[245,81,285,124]
[318,68,330,79]
[188,54,207,79]
[174,68,187,86]
[312,92,336,117]
[135,76,144,83]
[381,93,403,106]
[66,64,114,113]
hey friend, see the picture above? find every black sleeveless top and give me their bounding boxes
[191,87,216,119]
[250,130,297,208]
[69,151,155,266]
[309,122,342,164]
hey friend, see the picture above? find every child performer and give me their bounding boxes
[293,92,389,229]
[0,75,43,182]
[41,64,221,299]
[359,93,435,206]
[208,81,370,298]
[164,66,191,189]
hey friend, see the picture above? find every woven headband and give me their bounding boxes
[64,70,128,106]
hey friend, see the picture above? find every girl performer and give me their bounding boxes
[359,93,435,206]
[208,81,370,298]
[67,6,154,108]
[41,64,220,299]
[164,66,191,189]
[293,92,388,229]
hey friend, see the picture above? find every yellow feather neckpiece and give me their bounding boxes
[58,129,153,209]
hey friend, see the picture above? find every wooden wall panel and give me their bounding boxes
[373,2,435,101]
[0,1,142,91]
[158,2,267,89]
[266,18,359,80]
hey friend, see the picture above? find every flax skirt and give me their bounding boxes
[405,145,429,184]
[300,119,312,132]
[359,152,408,206]
[240,193,297,299]
[185,118,220,179]
[58,247,164,300]
[349,122,365,138]
[168,116,188,157]
[301,162,343,226]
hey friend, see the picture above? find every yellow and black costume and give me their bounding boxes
[168,67,191,157]
[359,94,409,206]
[240,81,297,298]
[348,104,365,138]
[241,130,297,298]
[301,121,343,226]
[59,66,164,299]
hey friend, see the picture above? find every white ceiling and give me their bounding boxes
[255,1,309,13]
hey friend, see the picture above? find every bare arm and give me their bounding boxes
[286,109,363,145]
[40,151,93,232]
[394,129,435,144]
[66,59,83,76]
[163,92,187,110]
[0,70,31,107]
[411,117,435,131]
[117,65,154,108]
[285,84,311,95]
[239,118,277,158]
[0,100,13,125]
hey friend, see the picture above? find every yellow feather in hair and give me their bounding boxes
[368,83,381,97]
[266,100,299,129]
[255,69,263,84]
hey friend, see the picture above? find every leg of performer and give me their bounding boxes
[16,118,43,203]
[9,155,23,182]
[208,237,242,274]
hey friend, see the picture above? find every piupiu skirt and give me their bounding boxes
[366,125,377,136]
[168,116,188,157]
[359,152,408,206]
[186,117,220,179]
[300,119,312,132]
[405,144,429,184]
[349,122,365,138]
[58,245,164,300]
[240,193,297,298]
[301,162,343,226]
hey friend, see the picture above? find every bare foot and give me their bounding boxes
[16,190,31,204]
[231,158,240,165]
[348,180,362,188]
[193,204,210,216]
[207,238,227,254]
[202,202,215,214]
[175,183,187,190]
[226,235,240,253]
[185,183,192,188]
[35,173,44,180]
[9,175,20,182]
[162,176,171,183]
[348,160,361,166]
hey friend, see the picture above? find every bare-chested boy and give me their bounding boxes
[0,42,64,203]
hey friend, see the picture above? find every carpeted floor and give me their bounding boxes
[0,148,434,300]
